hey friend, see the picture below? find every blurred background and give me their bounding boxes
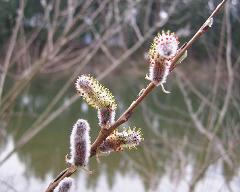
[0,0,239,191]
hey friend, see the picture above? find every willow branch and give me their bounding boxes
[90,0,228,157]
[45,0,228,191]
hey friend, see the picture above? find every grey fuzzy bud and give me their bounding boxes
[54,177,73,192]
[148,60,171,86]
[67,119,91,166]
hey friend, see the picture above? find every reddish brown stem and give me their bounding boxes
[45,0,228,191]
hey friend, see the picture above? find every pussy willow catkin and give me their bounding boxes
[147,31,179,87]
[67,119,91,166]
[75,75,117,110]
[76,74,117,127]
[53,177,73,192]
[99,128,143,153]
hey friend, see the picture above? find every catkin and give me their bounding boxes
[99,128,143,153]
[67,119,91,166]
[147,31,179,86]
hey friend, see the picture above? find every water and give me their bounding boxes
[0,74,239,192]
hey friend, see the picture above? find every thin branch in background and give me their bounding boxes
[175,70,219,112]
[0,24,121,164]
[141,101,192,129]
[0,0,111,115]
[176,75,232,165]
[213,1,234,133]
[152,92,190,119]
[198,2,234,187]
[98,0,179,80]
[0,0,25,104]
[0,178,18,192]
[207,14,226,131]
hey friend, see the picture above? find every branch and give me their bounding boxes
[0,0,25,104]
[45,0,228,191]
[91,0,228,157]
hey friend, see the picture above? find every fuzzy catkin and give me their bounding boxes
[54,177,73,192]
[149,31,179,60]
[67,119,91,166]
[148,60,171,86]
[99,128,143,153]
[147,31,179,86]
[75,75,117,110]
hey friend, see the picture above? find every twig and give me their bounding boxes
[45,1,228,191]
[176,75,232,166]
[0,0,25,105]
[98,0,178,80]
[0,0,110,115]
[0,178,19,192]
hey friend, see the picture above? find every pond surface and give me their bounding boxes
[0,74,239,192]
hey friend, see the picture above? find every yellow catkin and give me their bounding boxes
[99,128,143,153]
[75,75,117,110]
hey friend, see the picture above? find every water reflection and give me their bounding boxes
[1,136,239,192]
[0,76,239,192]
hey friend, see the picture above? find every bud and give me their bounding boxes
[149,30,179,60]
[75,75,117,110]
[147,31,179,88]
[99,128,143,153]
[97,107,115,127]
[67,119,91,166]
[54,177,73,192]
[148,60,171,86]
